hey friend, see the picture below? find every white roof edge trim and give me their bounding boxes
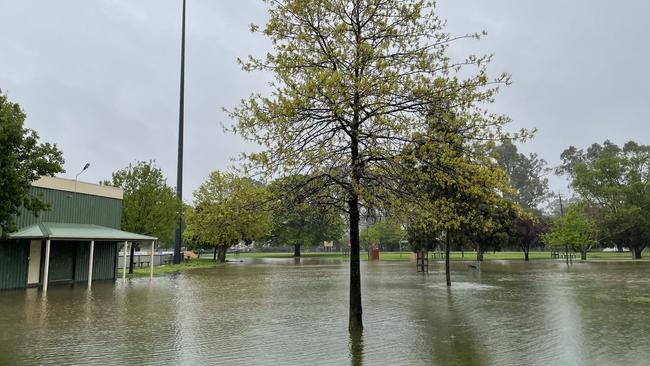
[32,176,123,200]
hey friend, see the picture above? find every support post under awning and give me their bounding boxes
[150,241,155,279]
[43,239,51,293]
[88,240,95,288]
[122,241,128,282]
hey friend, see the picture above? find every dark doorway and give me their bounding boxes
[48,242,75,282]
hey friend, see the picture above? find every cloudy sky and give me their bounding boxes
[2,1,648,203]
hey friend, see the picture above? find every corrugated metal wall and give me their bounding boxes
[74,241,118,282]
[3,186,122,289]
[0,240,29,289]
[14,187,122,229]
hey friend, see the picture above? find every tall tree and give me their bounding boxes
[491,142,550,260]
[0,90,65,235]
[184,171,271,262]
[493,141,550,212]
[230,0,514,331]
[398,105,517,283]
[558,141,650,259]
[104,161,179,273]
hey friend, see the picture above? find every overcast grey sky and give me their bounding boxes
[2,1,649,203]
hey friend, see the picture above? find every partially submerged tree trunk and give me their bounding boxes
[445,233,451,287]
[580,247,587,260]
[213,247,218,261]
[128,242,135,274]
[476,243,484,262]
[294,243,301,257]
[522,243,530,261]
[348,192,363,332]
[217,246,227,263]
[632,246,643,259]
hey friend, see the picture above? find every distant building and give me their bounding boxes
[0,177,155,291]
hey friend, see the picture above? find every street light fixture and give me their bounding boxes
[74,163,91,194]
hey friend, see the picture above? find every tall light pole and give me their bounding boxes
[174,0,186,264]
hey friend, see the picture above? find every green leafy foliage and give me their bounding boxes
[543,203,597,259]
[397,108,518,247]
[493,141,550,213]
[267,176,344,253]
[184,171,272,262]
[0,90,65,234]
[103,161,179,245]
[558,141,650,258]
[360,219,404,251]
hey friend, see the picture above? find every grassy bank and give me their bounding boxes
[232,250,649,262]
[118,250,648,277]
[117,258,223,277]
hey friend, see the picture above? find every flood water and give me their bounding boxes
[1,259,649,366]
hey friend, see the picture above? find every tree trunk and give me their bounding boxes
[294,243,301,257]
[128,242,135,274]
[346,1,369,333]
[445,232,451,287]
[213,247,217,261]
[348,192,363,332]
[217,246,227,263]
[476,243,483,262]
[580,248,587,261]
[523,244,530,261]
[632,246,642,259]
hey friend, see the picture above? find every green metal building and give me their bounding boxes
[0,177,155,290]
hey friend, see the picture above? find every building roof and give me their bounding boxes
[8,222,156,241]
[32,176,123,200]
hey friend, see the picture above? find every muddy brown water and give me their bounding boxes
[1,259,649,365]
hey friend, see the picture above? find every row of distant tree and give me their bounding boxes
[360,140,650,262]
[3,87,648,266]
[104,139,650,270]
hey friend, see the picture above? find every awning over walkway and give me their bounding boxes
[8,222,157,241]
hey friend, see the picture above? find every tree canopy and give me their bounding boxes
[558,140,650,258]
[0,90,65,234]
[543,202,597,260]
[360,219,404,251]
[493,141,550,213]
[231,0,519,331]
[103,161,179,245]
[184,171,271,262]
